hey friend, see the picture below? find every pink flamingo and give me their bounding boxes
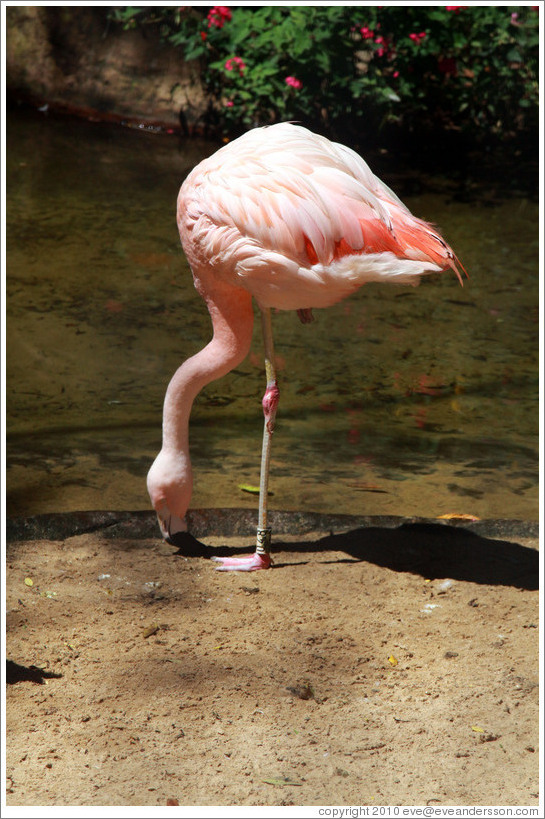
[147,123,464,571]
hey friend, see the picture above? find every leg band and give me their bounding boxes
[256,527,272,555]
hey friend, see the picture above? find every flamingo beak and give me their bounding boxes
[156,507,187,544]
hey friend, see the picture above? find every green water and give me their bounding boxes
[6,108,539,521]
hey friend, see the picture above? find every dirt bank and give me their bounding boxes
[5,515,539,807]
[5,6,204,129]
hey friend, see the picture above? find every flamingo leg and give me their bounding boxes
[213,307,277,571]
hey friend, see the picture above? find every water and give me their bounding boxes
[6,108,539,521]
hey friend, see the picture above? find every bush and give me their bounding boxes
[110,5,539,146]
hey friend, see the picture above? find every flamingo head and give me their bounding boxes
[146,449,192,543]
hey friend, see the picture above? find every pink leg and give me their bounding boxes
[212,308,278,572]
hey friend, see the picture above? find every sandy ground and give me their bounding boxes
[5,513,540,808]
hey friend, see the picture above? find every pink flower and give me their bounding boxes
[224,100,234,107]
[225,56,246,76]
[360,26,374,39]
[445,5,466,11]
[285,76,303,90]
[409,31,427,44]
[393,70,400,78]
[372,34,395,59]
[207,6,232,29]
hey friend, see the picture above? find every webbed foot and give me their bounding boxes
[211,552,272,572]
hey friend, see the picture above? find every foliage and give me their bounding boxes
[109,5,539,145]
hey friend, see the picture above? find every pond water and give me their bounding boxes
[6,107,539,522]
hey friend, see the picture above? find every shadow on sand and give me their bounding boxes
[170,521,538,591]
[6,510,538,592]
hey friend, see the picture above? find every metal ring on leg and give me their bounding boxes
[256,527,272,555]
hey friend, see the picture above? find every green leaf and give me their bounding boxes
[384,88,401,103]
[182,41,206,61]
[506,47,522,62]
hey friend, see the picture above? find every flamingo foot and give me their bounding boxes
[211,552,272,572]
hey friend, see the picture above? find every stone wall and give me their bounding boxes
[5,6,206,128]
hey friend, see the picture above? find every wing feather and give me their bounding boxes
[178,123,463,304]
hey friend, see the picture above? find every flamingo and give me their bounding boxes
[147,122,464,571]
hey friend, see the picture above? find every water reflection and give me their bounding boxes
[6,108,539,521]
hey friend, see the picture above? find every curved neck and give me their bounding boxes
[162,283,254,453]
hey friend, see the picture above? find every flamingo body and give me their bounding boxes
[177,123,461,313]
[147,123,463,566]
